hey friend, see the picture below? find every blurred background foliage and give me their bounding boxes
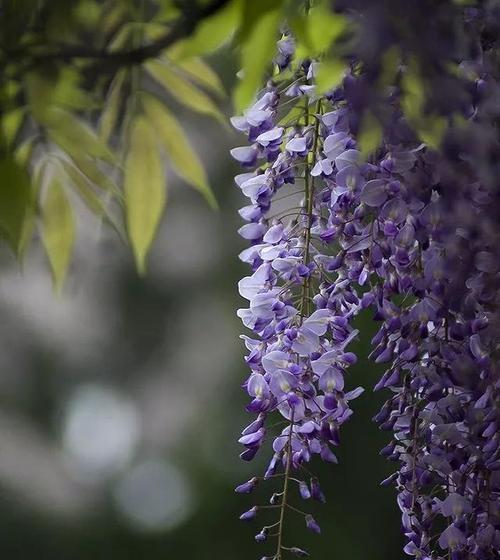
[0,0,477,557]
[0,0,461,289]
[1,0,351,286]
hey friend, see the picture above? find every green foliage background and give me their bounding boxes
[0,0,414,288]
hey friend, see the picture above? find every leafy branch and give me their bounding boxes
[2,0,231,70]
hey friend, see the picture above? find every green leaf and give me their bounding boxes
[240,0,281,38]
[59,159,107,216]
[59,159,125,240]
[315,57,345,94]
[233,6,282,111]
[278,100,303,126]
[141,92,217,209]
[1,107,25,147]
[46,108,116,165]
[400,59,447,148]
[379,47,401,89]
[145,60,225,123]
[73,0,102,28]
[69,154,121,198]
[306,2,347,56]
[289,15,308,52]
[357,112,383,159]
[140,21,171,41]
[99,70,126,143]
[124,116,166,274]
[26,69,96,119]
[42,177,75,292]
[401,59,425,122]
[155,3,181,22]
[101,2,128,35]
[14,136,35,166]
[0,157,34,255]
[166,50,226,97]
[418,116,447,151]
[108,23,133,51]
[177,0,242,58]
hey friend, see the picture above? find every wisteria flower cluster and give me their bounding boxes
[232,13,500,560]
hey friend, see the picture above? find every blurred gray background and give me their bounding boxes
[0,49,403,559]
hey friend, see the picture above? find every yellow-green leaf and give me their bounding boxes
[358,112,383,159]
[124,116,166,274]
[418,116,447,151]
[233,7,281,111]
[108,23,133,51]
[73,0,102,28]
[59,159,107,216]
[1,107,25,147]
[177,0,242,58]
[101,2,128,35]
[308,3,346,53]
[155,4,181,22]
[141,92,217,209]
[46,108,115,165]
[99,70,126,143]
[59,159,124,240]
[315,57,346,94]
[278,100,303,126]
[0,157,34,255]
[14,136,35,166]
[167,52,225,97]
[42,178,75,292]
[379,47,401,89]
[26,69,96,119]
[295,1,346,56]
[145,60,225,123]
[401,59,425,122]
[69,154,121,199]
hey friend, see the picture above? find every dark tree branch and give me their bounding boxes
[5,0,231,68]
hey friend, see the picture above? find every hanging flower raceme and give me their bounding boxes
[232,49,365,558]
[232,11,500,559]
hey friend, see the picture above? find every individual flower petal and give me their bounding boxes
[262,350,290,373]
[302,309,332,335]
[361,179,387,207]
[230,146,258,166]
[438,524,466,550]
[286,137,308,153]
[323,132,349,160]
[256,127,284,146]
[305,514,321,534]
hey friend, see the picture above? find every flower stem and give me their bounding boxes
[275,97,322,560]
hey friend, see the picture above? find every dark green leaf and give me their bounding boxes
[0,157,34,255]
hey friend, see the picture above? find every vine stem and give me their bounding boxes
[4,0,231,71]
[275,409,295,559]
[300,98,322,319]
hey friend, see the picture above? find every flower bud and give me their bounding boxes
[239,506,258,521]
[305,514,321,534]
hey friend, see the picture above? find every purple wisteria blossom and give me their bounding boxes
[232,11,500,560]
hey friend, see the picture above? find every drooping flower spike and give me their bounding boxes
[233,13,500,560]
